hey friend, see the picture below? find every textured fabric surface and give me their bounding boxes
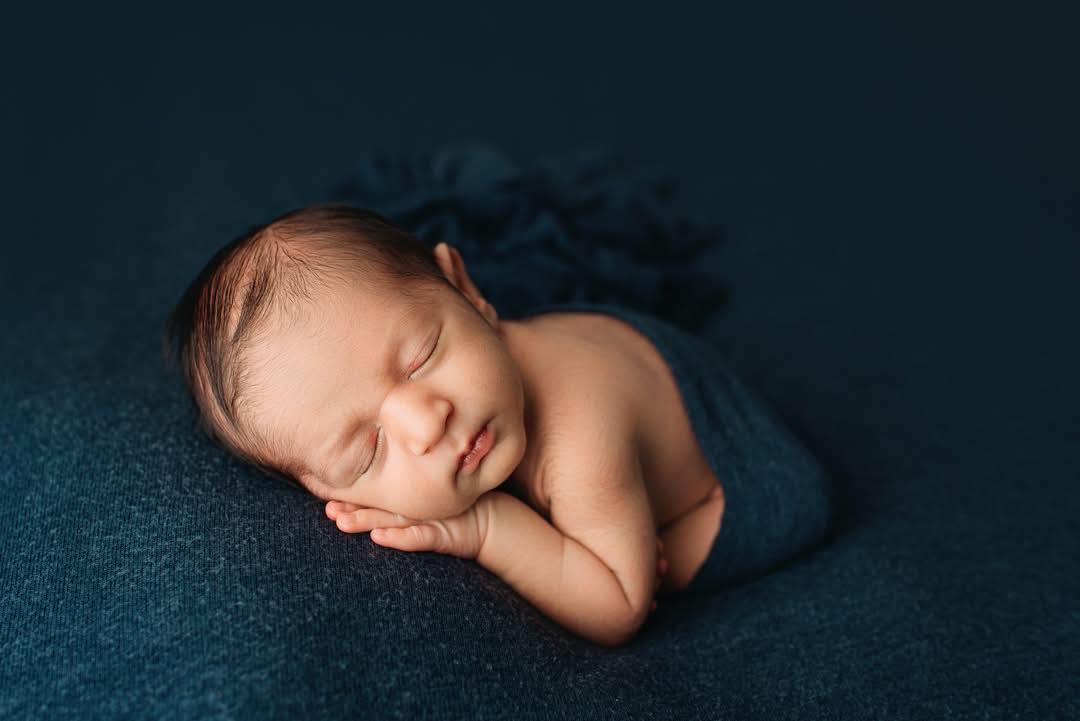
[524,300,834,593]
[3,6,1079,719]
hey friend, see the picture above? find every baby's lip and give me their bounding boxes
[456,420,490,473]
[457,424,483,464]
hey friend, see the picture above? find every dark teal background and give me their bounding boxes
[2,3,1077,719]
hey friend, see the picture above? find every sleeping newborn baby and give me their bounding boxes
[163,203,833,647]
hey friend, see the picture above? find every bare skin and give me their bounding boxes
[256,240,724,631]
[492,305,726,598]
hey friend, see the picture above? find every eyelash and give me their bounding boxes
[360,333,440,476]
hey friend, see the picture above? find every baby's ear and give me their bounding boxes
[434,242,498,324]
[433,241,458,282]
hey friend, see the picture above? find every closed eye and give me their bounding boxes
[359,331,441,476]
[409,331,440,379]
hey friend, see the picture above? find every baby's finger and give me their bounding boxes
[325,501,366,519]
[335,508,416,533]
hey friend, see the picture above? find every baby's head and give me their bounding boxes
[162,203,529,520]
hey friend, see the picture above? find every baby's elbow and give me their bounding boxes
[622,610,652,647]
[592,617,642,648]
[587,621,635,651]
[574,592,648,648]
[597,598,651,648]
[610,561,662,646]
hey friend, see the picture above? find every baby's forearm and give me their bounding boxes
[477,491,638,647]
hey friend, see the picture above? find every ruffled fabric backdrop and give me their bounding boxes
[327,143,728,334]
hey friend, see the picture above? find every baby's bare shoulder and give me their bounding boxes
[532,311,653,399]
[523,313,652,516]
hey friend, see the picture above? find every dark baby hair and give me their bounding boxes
[161,203,449,496]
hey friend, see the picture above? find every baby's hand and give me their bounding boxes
[325,498,490,561]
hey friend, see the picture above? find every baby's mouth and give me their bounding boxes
[457,421,493,474]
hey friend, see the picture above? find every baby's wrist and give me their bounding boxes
[474,490,502,542]
[474,489,518,557]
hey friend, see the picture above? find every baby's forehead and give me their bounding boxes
[317,274,444,311]
[277,287,446,354]
[274,281,392,324]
